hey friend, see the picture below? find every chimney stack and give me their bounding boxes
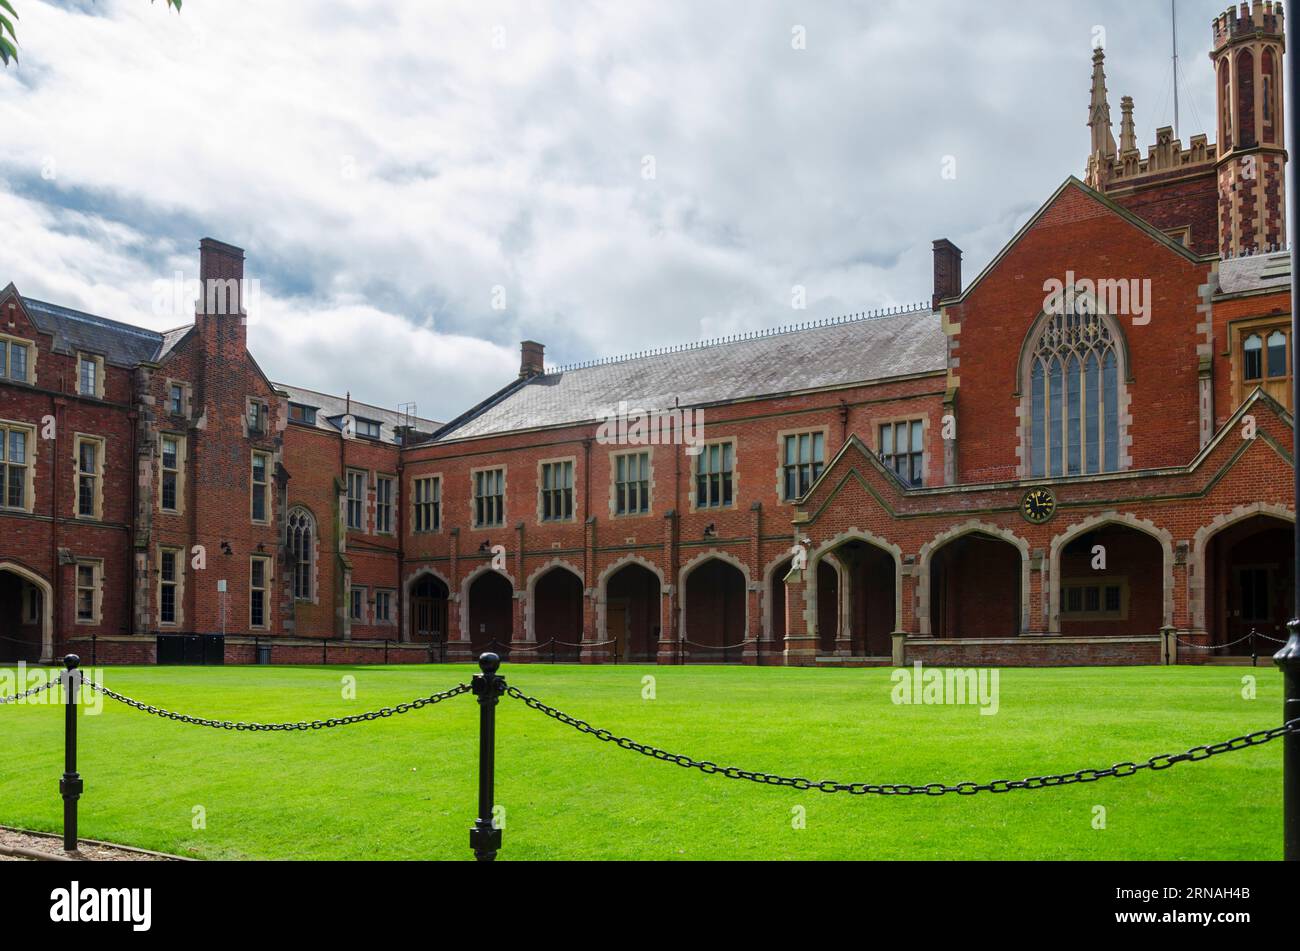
[931,239,962,310]
[198,237,245,316]
[520,340,546,378]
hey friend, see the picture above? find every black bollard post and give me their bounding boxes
[1252,630,1258,669]
[60,654,84,853]
[470,652,506,861]
[1280,621,1300,862]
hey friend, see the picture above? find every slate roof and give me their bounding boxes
[1218,250,1292,296]
[20,297,167,367]
[14,293,437,445]
[438,306,947,441]
[276,384,442,446]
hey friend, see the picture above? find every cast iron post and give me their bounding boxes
[470,652,506,861]
[60,654,83,853]
[1287,0,1300,864]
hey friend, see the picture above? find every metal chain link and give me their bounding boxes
[506,686,1300,796]
[0,678,58,705]
[85,680,472,731]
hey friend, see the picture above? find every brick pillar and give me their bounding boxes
[899,562,923,636]
[1026,550,1047,635]
[446,528,472,662]
[782,566,816,666]
[657,510,680,664]
[743,502,762,665]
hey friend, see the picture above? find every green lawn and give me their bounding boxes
[0,663,1288,860]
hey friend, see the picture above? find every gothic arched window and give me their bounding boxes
[1027,304,1122,478]
[288,507,316,601]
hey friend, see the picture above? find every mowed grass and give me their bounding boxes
[0,663,1288,860]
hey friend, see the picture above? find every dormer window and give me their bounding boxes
[289,403,317,426]
[247,399,268,436]
[77,353,104,398]
[354,418,382,440]
[1236,323,1291,410]
[0,337,30,383]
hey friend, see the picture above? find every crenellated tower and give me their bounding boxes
[1213,0,1287,258]
[1084,2,1288,260]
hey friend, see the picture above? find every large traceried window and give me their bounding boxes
[1028,304,1122,478]
[288,507,316,601]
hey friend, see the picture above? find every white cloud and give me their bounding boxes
[0,0,1231,419]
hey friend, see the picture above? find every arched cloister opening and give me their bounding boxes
[409,574,449,644]
[930,532,1022,637]
[682,557,747,662]
[604,562,662,662]
[767,557,793,647]
[816,559,839,654]
[467,571,513,655]
[531,566,584,660]
[1204,514,1294,654]
[1057,525,1164,636]
[0,565,50,663]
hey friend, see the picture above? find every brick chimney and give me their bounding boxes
[198,238,245,317]
[520,340,546,378]
[932,239,962,310]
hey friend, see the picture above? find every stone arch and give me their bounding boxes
[804,528,903,640]
[525,559,586,643]
[917,520,1031,635]
[1048,512,1174,634]
[1190,501,1295,631]
[597,554,665,659]
[678,550,752,646]
[403,566,451,644]
[0,561,53,663]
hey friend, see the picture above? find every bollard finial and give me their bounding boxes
[1278,619,1300,664]
[63,654,80,670]
[478,652,501,674]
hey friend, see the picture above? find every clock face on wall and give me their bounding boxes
[1020,487,1056,525]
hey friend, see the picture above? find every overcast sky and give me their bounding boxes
[0,0,1234,421]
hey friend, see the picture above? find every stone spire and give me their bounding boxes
[1088,47,1117,160]
[1119,96,1136,154]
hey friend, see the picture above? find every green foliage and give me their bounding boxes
[0,664,1287,859]
[1,0,181,67]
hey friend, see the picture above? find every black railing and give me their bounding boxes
[1175,629,1290,667]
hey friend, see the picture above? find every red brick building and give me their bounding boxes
[1,3,1294,667]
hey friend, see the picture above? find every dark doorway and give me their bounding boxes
[0,570,43,664]
[467,571,513,655]
[931,532,1022,637]
[682,559,746,661]
[605,563,661,662]
[411,575,449,644]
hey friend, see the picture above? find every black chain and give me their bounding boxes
[0,678,58,705]
[86,681,472,731]
[506,686,1300,796]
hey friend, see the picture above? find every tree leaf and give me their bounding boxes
[0,1,17,20]
[0,36,15,67]
[0,15,16,42]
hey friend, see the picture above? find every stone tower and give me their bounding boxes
[1213,1,1288,258]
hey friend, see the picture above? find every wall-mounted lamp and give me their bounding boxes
[703,523,717,539]
[220,541,233,557]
